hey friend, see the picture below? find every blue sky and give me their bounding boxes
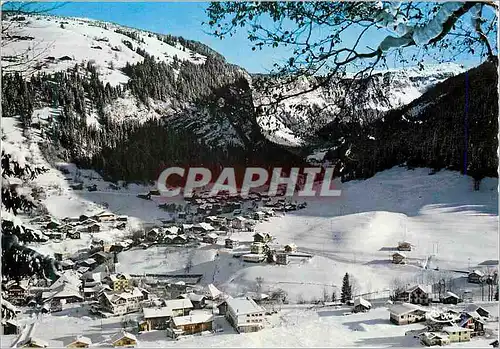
[43,2,487,73]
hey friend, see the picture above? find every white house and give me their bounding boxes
[225,297,266,333]
[163,298,193,317]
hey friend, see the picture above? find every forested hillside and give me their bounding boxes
[316,60,498,184]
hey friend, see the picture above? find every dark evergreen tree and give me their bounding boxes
[341,273,352,304]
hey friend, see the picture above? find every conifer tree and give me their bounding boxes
[341,273,352,304]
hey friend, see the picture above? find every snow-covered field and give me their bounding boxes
[4,301,498,348]
[114,167,497,302]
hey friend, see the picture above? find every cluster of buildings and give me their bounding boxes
[27,211,128,244]
[382,283,495,347]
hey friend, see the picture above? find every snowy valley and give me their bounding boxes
[1,12,498,349]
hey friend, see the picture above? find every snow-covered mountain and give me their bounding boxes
[2,15,206,85]
[253,63,465,146]
[4,15,465,149]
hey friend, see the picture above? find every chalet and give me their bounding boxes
[398,285,432,305]
[86,223,101,233]
[5,280,30,305]
[21,337,49,348]
[104,273,131,291]
[225,238,239,249]
[83,284,110,300]
[169,313,214,338]
[146,228,161,242]
[164,226,180,235]
[178,293,206,309]
[178,211,187,219]
[352,297,372,313]
[45,219,62,230]
[172,234,188,244]
[276,253,289,265]
[163,298,193,317]
[468,270,485,284]
[110,331,137,347]
[442,291,461,305]
[463,304,490,318]
[93,211,116,222]
[2,319,20,335]
[392,252,406,264]
[284,243,298,253]
[420,332,450,347]
[194,222,215,233]
[388,303,427,325]
[226,297,265,333]
[232,216,246,229]
[203,233,218,244]
[42,283,83,310]
[243,254,266,263]
[90,251,111,265]
[78,214,89,222]
[66,231,81,239]
[182,224,194,233]
[442,326,473,343]
[63,216,80,223]
[459,313,485,336]
[99,287,145,316]
[251,242,265,254]
[397,241,412,251]
[253,232,272,243]
[141,306,173,331]
[66,336,92,348]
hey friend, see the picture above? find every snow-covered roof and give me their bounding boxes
[389,303,422,316]
[164,298,193,310]
[226,297,264,315]
[206,233,218,239]
[463,304,489,315]
[43,283,82,301]
[233,216,246,221]
[207,284,222,299]
[68,336,92,346]
[354,297,371,309]
[26,337,49,348]
[392,252,406,258]
[82,258,97,265]
[111,331,137,344]
[442,326,473,333]
[172,313,214,327]
[180,293,206,302]
[408,284,432,294]
[470,269,485,276]
[444,291,459,299]
[165,226,180,235]
[197,222,215,231]
[143,306,173,319]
